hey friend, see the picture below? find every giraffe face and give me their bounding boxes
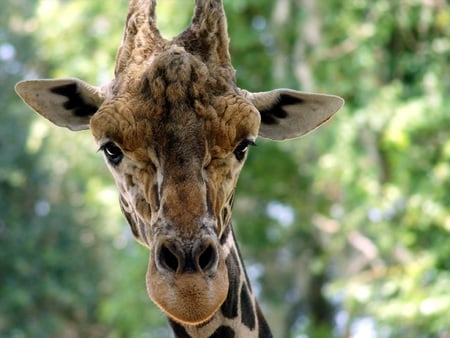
[15,1,343,333]
[89,48,260,325]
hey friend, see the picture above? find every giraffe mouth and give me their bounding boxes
[146,251,229,325]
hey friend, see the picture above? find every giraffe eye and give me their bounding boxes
[101,142,123,165]
[233,139,256,161]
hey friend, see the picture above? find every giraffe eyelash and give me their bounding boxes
[233,139,256,161]
[99,141,124,165]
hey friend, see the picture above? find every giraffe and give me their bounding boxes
[15,0,344,336]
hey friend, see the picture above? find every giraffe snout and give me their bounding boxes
[155,237,219,275]
[146,228,229,325]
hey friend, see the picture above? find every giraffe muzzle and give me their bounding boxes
[156,237,219,275]
[146,234,229,325]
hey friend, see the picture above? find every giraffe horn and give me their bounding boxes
[115,0,163,76]
[175,0,231,65]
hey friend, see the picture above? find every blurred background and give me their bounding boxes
[1,0,450,337]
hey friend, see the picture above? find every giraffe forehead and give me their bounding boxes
[90,99,259,157]
[142,46,211,102]
[91,48,260,156]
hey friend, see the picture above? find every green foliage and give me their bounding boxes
[2,0,450,337]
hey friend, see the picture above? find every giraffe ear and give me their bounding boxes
[15,78,105,131]
[247,89,344,141]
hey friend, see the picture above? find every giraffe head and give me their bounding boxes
[15,0,343,326]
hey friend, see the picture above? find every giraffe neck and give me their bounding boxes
[167,223,273,338]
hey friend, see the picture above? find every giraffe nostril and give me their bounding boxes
[193,241,218,272]
[198,244,216,272]
[156,238,219,274]
[159,244,180,273]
